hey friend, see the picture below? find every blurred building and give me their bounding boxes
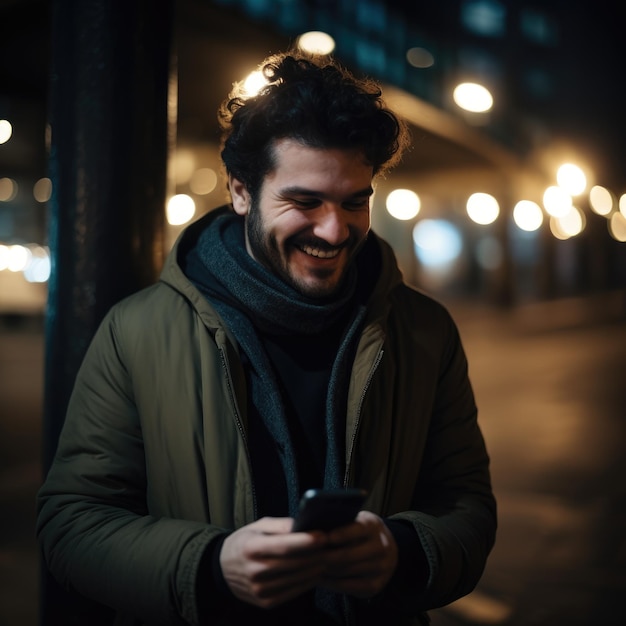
[1,0,625,316]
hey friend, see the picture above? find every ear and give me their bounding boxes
[229,175,251,216]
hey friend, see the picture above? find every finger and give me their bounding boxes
[233,559,327,608]
[244,527,328,559]
[322,535,387,568]
[322,547,387,580]
[249,550,328,582]
[253,560,326,594]
[325,510,379,546]
[318,514,399,598]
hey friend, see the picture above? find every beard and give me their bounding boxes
[245,199,364,300]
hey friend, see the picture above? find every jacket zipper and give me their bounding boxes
[343,345,384,626]
[343,347,384,487]
[218,346,258,520]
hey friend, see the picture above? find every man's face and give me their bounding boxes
[230,138,374,299]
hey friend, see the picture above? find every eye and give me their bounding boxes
[293,198,320,209]
[344,199,369,211]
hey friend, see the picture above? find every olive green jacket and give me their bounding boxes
[37,209,496,625]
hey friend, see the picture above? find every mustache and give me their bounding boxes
[292,236,350,252]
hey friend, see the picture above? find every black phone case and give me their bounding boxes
[292,488,367,532]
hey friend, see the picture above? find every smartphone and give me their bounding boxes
[292,488,367,532]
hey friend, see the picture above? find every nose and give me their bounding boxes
[312,204,350,246]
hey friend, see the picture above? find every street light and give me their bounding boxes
[556,206,585,238]
[0,177,17,202]
[513,200,544,232]
[0,119,12,144]
[589,185,613,216]
[453,82,493,113]
[557,163,587,196]
[167,194,196,226]
[242,71,267,97]
[386,188,420,220]
[466,192,499,225]
[543,185,572,218]
[297,31,335,55]
[609,213,626,242]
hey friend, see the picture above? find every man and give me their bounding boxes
[37,51,496,625]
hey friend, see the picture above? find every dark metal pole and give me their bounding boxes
[41,1,173,623]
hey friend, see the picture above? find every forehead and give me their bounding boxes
[266,138,373,188]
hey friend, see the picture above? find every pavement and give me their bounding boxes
[0,315,43,626]
[1,292,626,625]
[433,293,626,625]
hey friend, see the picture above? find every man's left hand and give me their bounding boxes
[318,510,398,598]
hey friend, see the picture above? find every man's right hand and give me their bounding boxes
[219,517,329,609]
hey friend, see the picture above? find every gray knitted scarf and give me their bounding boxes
[185,209,368,517]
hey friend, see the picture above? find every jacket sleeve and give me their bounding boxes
[36,307,222,626]
[386,308,497,613]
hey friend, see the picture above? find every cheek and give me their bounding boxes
[352,212,371,237]
[272,212,311,242]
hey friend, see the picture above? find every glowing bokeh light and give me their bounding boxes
[0,119,12,144]
[24,246,51,283]
[297,31,335,55]
[549,217,570,240]
[242,71,268,97]
[173,149,196,184]
[189,168,218,195]
[556,205,585,237]
[543,185,572,218]
[556,163,587,196]
[166,194,196,226]
[413,219,463,267]
[513,200,544,231]
[589,185,613,216]
[466,192,499,225]
[453,82,493,112]
[620,194,626,218]
[406,47,435,68]
[33,177,52,203]
[386,188,421,220]
[0,177,18,202]
[609,212,626,242]
[7,244,31,272]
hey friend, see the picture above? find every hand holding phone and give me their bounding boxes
[292,488,367,532]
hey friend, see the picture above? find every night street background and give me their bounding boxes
[1,294,625,625]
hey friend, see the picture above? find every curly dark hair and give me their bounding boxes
[218,50,410,201]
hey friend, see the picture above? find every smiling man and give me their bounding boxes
[231,139,373,298]
[37,51,497,626]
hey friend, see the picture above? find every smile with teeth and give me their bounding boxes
[300,244,341,259]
